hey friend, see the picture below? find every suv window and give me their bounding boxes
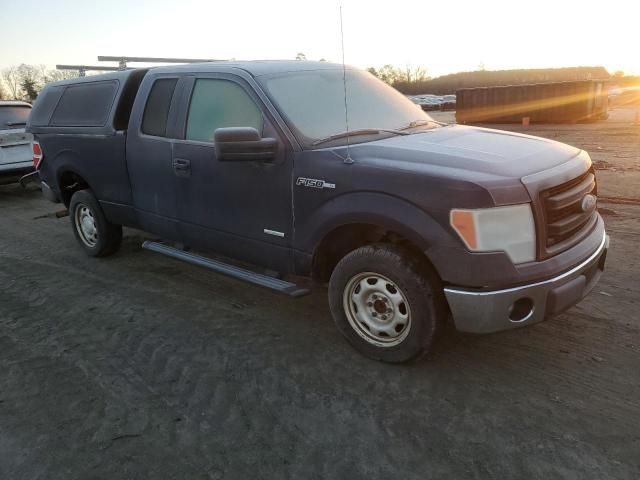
[186,79,262,143]
[50,81,118,127]
[141,78,178,137]
[0,105,31,130]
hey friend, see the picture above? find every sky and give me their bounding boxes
[0,0,637,77]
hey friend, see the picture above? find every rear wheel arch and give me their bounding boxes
[58,169,92,207]
[69,189,122,257]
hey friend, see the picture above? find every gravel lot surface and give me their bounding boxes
[1,110,639,479]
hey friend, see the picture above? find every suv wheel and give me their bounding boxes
[69,189,122,257]
[328,244,445,363]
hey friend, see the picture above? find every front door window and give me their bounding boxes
[186,79,263,143]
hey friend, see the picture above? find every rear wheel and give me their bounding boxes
[328,244,445,363]
[69,189,122,257]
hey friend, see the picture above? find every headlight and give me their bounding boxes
[450,204,536,264]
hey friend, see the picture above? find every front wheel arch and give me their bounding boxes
[296,192,455,281]
[311,222,437,283]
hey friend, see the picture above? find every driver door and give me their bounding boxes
[172,74,294,272]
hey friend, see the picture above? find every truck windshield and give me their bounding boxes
[259,69,438,148]
[0,105,31,130]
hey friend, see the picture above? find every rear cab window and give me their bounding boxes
[141,78,179,137]
[0,105,31,130]
[186,79,263,143]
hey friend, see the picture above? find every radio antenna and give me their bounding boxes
[339,5,353,164]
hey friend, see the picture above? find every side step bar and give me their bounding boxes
[142,241,311,298]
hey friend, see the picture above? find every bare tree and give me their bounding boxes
[0,64,80,101]
[377,65,401,84]
[1,66,21,100]
[44,69,79,83]
[367,64,431,86]
[0,82,6,100]
[16,64,42,101]
[38,64,48,84]
[402,65,430,84]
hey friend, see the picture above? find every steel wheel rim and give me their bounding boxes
[74,204,98,247]
[342,272,412,347]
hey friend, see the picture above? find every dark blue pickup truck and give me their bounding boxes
[27,61,608,362]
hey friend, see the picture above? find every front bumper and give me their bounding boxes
[444,232,609,334]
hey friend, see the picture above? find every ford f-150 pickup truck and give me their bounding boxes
[27,61,608,362]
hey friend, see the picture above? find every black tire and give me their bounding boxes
[328,244,446,363]
[69,189,122,257]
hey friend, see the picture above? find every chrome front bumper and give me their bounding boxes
[444,232,609,334]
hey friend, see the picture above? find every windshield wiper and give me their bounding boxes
[312,128,409,146]
[399,119,446,131]
[6,121,27,126]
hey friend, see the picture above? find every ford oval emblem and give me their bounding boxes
[581,194,597,212]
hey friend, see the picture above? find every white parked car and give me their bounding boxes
[0,101,33,181]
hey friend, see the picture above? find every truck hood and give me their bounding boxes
[353,125,582,180]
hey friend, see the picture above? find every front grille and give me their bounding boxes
[540,169,598,253]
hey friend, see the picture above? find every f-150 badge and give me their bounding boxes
[296,177,336,190]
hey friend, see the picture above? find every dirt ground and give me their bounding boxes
[1,108,639,479]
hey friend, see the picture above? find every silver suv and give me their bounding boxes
[0,101,33,180]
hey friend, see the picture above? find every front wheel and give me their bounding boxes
[328,244,446,363]
[69,189,122,257]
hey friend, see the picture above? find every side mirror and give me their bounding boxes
[213,127,278,161]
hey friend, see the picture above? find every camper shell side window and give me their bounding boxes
[27,69,148,134]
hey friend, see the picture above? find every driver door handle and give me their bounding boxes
[173,158,191,177]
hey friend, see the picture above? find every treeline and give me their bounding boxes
[368,66,627,95]
[614,75,640,87]
[0,64,78,102]
[3,61,638,102]
[365,64,431,86]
